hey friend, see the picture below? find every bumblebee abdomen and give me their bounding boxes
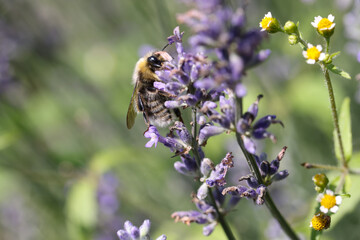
[147,99,173,127]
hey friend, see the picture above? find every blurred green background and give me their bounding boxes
[0,0,359,239]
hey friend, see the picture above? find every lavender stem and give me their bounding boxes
[235,97,299,240]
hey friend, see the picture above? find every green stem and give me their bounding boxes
[301,162,344,172]
[320,64,347,168]
[235,97,299,240]
[325,37,330,54]
[208,187,236,240]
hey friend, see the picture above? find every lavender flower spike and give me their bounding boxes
[117,219,167,240]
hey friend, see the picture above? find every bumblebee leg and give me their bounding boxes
[138,94,150,126]
[174,108,184,123]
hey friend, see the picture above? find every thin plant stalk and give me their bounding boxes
[235,97,299,240]
[320,63,347,168]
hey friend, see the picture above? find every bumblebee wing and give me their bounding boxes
[126,81,139,129]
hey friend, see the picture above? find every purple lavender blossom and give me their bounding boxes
[174,154,199,176]
[222,184,267,205]
[117,219,167,240]
[171,195,218,236]
[204,152,234,188]
[255,147,289,185]
[144,125,191,154]
[237,95,283,154]
[176,2,270,96]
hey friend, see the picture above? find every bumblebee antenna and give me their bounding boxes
[162,43,170,51]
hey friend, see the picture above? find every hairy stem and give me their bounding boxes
[301,162,344,171]
[320,63,347,168]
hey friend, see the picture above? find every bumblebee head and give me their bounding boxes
[147,51,173,71]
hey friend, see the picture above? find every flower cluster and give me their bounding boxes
[255,147,289,184]
[140,2,287,236]
[236,95,283,154]
[309,173,343,231]
[197,152,234,199]
[117,219,166,240]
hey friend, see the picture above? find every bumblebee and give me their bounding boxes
[126,51,181,129]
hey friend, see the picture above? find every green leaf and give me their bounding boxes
[326,64,351,79]
[329,51,340,60]
[333,97,352,162]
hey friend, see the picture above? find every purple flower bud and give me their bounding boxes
[124,221,135,233]
[144,126,160,148]
[139,219,151,236]
[236,118,250,134]
[272,170,289,181]
[235,83,247,97]
[194,77,216,90]
[156,235,167,240]
[171,210,208,225]
[200,101,218,114]
[181,154,198,172]
[177,94,198,106]
[229,53,244,81]
[200,158,214,176]
[203,222,217,236]
[257,49,271,62]
[198,125,225,145]
[253,115,278,129]
[227,195,241,209]
[174,161,191,176]
[154,81,166,91]
[243,135,256,154]
[242,188,257,199]
[198,115,207,125]
[212,187,225,206]
[174,121,192,145]
[197,182,209,200]
[165,82,184,95]
[117,230,131,240]
[246,176,259,188]
[260,161,270,175]
[247,94,263,117]
[269,159,280,175]
[117,219,166,240]
[165,100,184,109]
[231,8,245,30]
[129,226,140,239]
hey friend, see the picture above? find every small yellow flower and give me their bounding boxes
[259,12,281,33]
[302,43,326,64]
[311,14,335,37]
[310,212,331,231]
[316,189,342,214]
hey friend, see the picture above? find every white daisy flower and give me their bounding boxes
[302,43,326,64]
[317,189,342,214]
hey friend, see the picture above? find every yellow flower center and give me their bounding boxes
[318,18,333,30]
[321,194,336,209]
[260,17,273,30]
[311,213,331,231]
[306,47,321,60]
